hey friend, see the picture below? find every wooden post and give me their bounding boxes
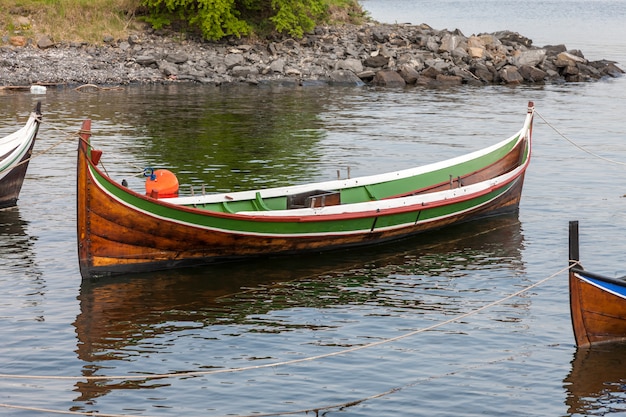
[569,220,579,265]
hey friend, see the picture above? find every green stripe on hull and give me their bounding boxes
[93,165,515,237]
[340,134,519,203]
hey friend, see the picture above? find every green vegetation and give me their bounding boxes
[1,0,143,43]
[0,0,366,44]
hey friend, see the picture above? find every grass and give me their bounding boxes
[0,0,367,45]
[0,0,145,44]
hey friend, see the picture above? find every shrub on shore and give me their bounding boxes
[0,0,366,44]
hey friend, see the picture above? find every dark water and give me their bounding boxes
[1,1,626,416]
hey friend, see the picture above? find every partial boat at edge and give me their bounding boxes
[568,220,626,347]
[0,102,42,209]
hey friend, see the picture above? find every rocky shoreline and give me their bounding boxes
[1,22,624,88]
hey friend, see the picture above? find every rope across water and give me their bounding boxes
[0,263,578,417]
[0,264,575,382]
[536,110,626,166]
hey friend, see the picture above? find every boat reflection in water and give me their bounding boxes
[564,342,626,415]
[73,214,525,404]
[0,208,40,279]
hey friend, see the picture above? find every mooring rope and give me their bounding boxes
[208,353,522,417]
[0,353,520,417]
[13,120,144,178]
[10,120,112,171]
[0,264,573,383]
[0,260,578,417]
[9,117,77,169]
[536,110,626,166]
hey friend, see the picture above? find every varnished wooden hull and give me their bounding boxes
[569,221,626,347]
[569,268,626,347]
[0,103,41,209]
[78,103,534,278]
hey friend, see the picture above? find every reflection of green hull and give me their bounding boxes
[77,103,534,278]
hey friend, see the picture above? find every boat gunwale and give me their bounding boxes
[571,267,626,296]
[165,120,531,206]
[84,142,527,224]
[80,104,533,224]
[0,111,40,173]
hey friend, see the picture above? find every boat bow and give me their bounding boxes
[0,102,42,209]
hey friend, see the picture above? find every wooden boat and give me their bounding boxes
[568,220,626,347]
[77,102,535,279]
[0,102,42,209]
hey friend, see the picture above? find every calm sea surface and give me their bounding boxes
[1,1,626,416]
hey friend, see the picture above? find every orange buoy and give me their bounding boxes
[145,169,179,198]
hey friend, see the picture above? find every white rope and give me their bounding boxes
[0,264,576,417]
[536,110,626,166]
[12,127,76,168]
[223,353,520,417]
[0,264,572,382]
[0,354,517,417]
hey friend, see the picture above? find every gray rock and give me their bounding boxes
[186,68,208,79]
[372,69,406,87]
[166,52,189,64]
[337,58,363,73]
[399,64,420,84]
[0,22,621,88]
[37,36,54,49]
[436,74,463,85]
[357,70,376,82]
[499,65,524,84]
[421,65,441,79]
[439,33,464,53]
[513,49,546,67]
[598,61,625,77]
[158,60,178,76]
[371,27,389,43]
[224,53,244,68]
[345,45,361,58]
[329,69,363,85]
[285,67,302,76]
[556,51,587,65]
[518,65,548,82]
[424,59,450,72]
[494,31,532,47]
[451,46,469,60]
[269,58,286,73]
[544,44,567,57]
[364,54,388,68]
[136,55,157,66]
[471,62,495,82]
[231,65,258,77]
[425,36,440,52]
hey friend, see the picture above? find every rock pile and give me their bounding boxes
[1,22,623,87]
